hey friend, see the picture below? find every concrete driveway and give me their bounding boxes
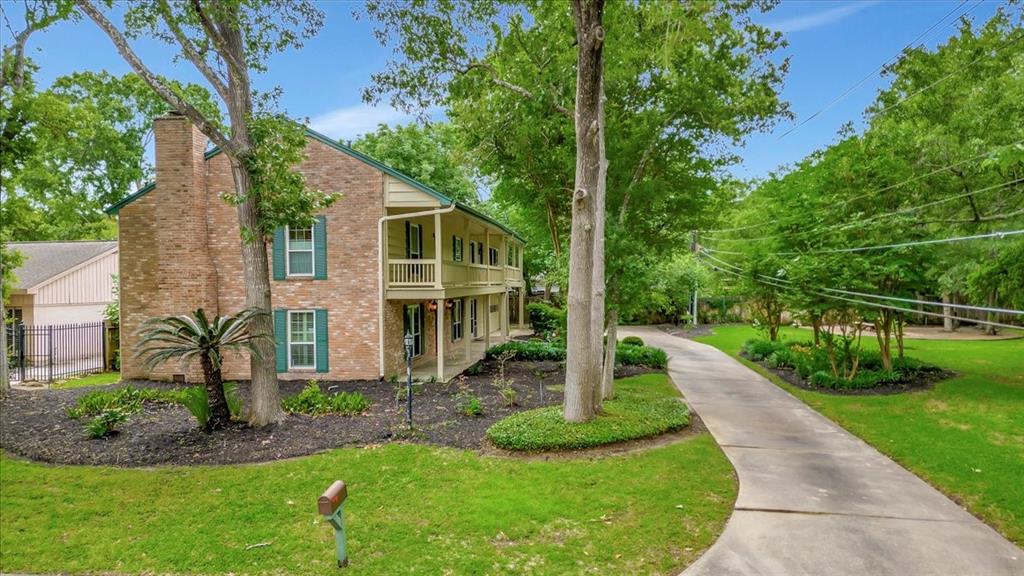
[619,326,1023,576]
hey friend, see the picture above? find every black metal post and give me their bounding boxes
[47,325,53,384]
[404,332,414,428]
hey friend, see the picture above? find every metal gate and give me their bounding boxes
[6,322,106,383]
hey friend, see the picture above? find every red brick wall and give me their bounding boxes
[120,116,385,382]
[119,115,217,381]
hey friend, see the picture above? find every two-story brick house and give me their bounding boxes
[108,114,526,383]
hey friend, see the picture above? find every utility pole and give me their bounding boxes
[690,230,699,326]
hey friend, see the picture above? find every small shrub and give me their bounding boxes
[85,409,129,439]
[810,371,835,388]
[466,362,484,376]
[455,392,484,416]
[179,387,212,429]
[223,381,243,419]
[620,336,645,347]
[742,338,788,361]
[766,348,797,369]
[282,380,370,416]
[526,302,567,337]
[67,385,179,419]
[486,340,565,362]
[491,350,517,407]
[615,344,668,369]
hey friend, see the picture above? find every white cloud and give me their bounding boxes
[766,1,879,33]
[308,103,413,142]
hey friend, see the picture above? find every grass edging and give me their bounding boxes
[486,373,690,451]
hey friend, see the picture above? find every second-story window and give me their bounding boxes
[453,236,464,262]
[287,226,314,276]
[489,247,499,266]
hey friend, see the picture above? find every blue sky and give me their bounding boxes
[1,1,1007,180]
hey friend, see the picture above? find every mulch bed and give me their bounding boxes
[657,323,716,339]
[0,361,657,467]
[742,353,954,396]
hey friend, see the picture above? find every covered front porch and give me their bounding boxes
[411,326,531,382]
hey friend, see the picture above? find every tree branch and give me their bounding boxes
[461,61,572,117]
[156,0,229,101]
[75,0,234,153]
[189,0,247,78]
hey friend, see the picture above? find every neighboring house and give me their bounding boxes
[107,113,526,383]
[6,240,118,326]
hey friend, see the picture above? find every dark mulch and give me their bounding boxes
[0,361,656,467]
[656,323,716,339]
[743,354,954,396]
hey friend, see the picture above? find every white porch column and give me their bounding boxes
[464,297,471,363]
[518,288,526,329]
[484,294,491,349]
[436,298,445,381]
[502,290,510,340]
[434,212,443,288]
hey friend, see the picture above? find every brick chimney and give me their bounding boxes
[118,113,219,380]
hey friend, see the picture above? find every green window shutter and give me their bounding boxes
[272,227,286,281]
[274,309,287,372]
[313,215,327,280]
[405,221,411,258]
[315,309,329,373]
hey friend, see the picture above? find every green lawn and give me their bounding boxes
[0,403,735,574]
[52,371,121,389]
[696,324,1024,545]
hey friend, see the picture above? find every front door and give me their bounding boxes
[469,298,478,338]
[403,304,423,357]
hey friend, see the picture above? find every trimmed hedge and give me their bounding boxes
[484,340,668,369]
[485,340,565,361]
[526,302,567,337]
[486,373,690,451]
[621,336,645,347]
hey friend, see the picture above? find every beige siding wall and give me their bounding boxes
[385,176,441,207]
[34,251,117,306]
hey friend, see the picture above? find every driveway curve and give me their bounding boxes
[619,326,1022,576]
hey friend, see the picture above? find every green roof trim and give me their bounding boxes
[104,127,524,242]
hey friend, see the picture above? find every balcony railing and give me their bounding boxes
[389,260,436,286]
[387,260,523,290]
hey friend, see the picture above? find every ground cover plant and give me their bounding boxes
[282,380,370,416]
[697,324,1024,545]
[487,374,689,451]
[0,434,735,575]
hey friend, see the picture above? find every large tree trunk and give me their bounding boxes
[200,352,231,431]
[229,160,284,426]
[811,314,822,347]
[601,308,617,401]
[590,80,608,412]
[874,312,893,371]
[564,0,605,423]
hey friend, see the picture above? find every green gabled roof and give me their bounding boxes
[105,126,524,242]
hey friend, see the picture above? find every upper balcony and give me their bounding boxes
[382,206,523,299]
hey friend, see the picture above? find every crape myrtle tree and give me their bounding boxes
[77,0,336,426]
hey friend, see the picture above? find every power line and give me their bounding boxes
[778,0,977,140]
[701,259,1024,331]
[702,229,1024,256]
[700,249,1024,316]
[705,176,1024,244]
[703,138,1024,237]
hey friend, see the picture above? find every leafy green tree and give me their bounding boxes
[353,122,478,203]
[77,0,334,425]
[137,308,269,431]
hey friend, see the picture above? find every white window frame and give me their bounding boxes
[285,225,315,277]
[452,299,463,341]
[287,310,316,370]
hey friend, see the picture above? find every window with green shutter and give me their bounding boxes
[315,309,328,373]
[272,216,327,281]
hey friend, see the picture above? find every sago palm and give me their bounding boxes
[136,308,269,430]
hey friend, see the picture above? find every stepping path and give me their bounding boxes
[619,326,1023,576]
